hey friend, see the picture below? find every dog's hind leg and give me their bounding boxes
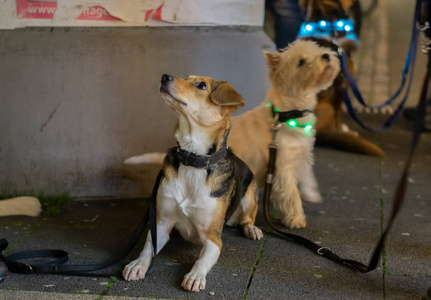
[297,163,322,203]
[272,171,306,229]
[123,219,174,281]
[227,181,263,240]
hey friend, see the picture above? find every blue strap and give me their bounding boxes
[340,0,420,132]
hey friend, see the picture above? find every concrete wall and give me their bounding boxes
[0,27,275,198]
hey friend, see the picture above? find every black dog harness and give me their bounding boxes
[173,142,253,221]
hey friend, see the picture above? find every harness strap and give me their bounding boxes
[147,169,164,275]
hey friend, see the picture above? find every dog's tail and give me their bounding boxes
[124,152,166,165]
[316,130,384,157]
[0,197,42,217]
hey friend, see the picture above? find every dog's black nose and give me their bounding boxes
[321,53,330,62]
[161,74,173,84]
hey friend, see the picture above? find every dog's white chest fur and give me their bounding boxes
[158,166,216,242]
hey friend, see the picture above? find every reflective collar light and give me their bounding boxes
[266,103,313,132]
[288,119,298,127]
[304,124,313,131]
[297,18,357,41]
[286,119,313,131]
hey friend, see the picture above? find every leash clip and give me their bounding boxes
[23,264,33,274]
[331,39,344,57]
[421,36,431,54]
[204,156,210,169]
[418,21,430,32]
[418,20,431,54]
[270,121,282,147]
[317,247,330,255]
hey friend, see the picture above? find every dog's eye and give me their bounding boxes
[196,82,207,90]
[298,59,305,67]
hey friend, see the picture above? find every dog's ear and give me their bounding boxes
[209,81,245,108]
[263,51,281,72]
[339,38,358,53]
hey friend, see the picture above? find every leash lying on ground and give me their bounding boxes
[0,169,166,282]
[0,170,162,280]
[263,47,430,272]
[0,207,150,278]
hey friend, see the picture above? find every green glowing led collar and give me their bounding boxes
[267,103,314,131]
[286,119,313,131]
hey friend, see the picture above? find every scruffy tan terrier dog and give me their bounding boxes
[125,40,339,229]
[227,40,339,228]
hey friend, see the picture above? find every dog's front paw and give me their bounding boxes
[123,259,150,281]
[281,214,306,229]
[182,270,206,292]
[243,224,263,240]
[301,189,323,203]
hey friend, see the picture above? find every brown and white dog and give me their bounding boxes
[123,74,263,292]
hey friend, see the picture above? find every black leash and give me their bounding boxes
[263,49,430,272]
[0,210,149,277]
[0,170,164,279]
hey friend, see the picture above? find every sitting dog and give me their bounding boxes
[123,74,263,292]
[227,40,339,228]
[124,40,339,229]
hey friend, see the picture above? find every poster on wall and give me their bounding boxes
[1,0,263,29]
[16,0,121,21]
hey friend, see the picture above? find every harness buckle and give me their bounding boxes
[23,263,33,274]
[204,156,210,169]
[317,247,330,255]
[270,122,282,146]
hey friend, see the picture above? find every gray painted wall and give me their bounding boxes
[0,27,275,198]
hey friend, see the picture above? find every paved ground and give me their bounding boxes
[2,1,431,299]
[1,114,430,300]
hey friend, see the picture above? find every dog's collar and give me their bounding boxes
[175,143,228,169]
[267,103,313,129]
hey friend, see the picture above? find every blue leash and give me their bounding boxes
[340,0,421,132]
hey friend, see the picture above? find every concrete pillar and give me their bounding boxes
[0,27,275,198]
